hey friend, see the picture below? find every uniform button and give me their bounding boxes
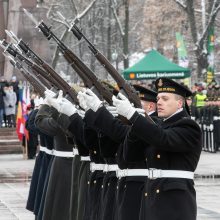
[115,153,117,156]
[145,157,147,161]
[157,154,161,159]
[117,186,119,189]
[124,185,126,188]
[87,181,90,185]
[108,183,110,186]
[156,189,160,193]
[144,192,148,197]
[94,151,97,154]
[94,180,97,184]
[101,185,103,188]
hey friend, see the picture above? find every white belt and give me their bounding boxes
[213,116,220,121]
[40,146,46,152]
[117,169,194,180]
[90,163,105,172]
[53,150,74,158]
[40,146,53,155]
[116,169,148,178]
[103,164,119,172]
[73,148,79,156]
[45,148,53,155]
[81,156,91,161]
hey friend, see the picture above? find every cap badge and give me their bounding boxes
[158,79,163,87]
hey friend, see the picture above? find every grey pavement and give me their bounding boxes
[0,152,219,220]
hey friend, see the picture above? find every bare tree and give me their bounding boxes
[175,0,220,80]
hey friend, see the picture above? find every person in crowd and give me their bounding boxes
[3,84,17,127]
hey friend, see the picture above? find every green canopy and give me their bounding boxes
[123,50,190,80]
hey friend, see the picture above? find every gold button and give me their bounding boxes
[115,153,117,156]
[101,185,103,188]
[157,154,161,159]
[117,186,119,189]
[94,180,97,184]
[108,183,110,186]
[87,181,90,185]
[94,151,97,154]
[156,189,160,193]
[124,185,126,188]
[144,192,148,197]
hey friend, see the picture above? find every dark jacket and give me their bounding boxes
[125,110,202,220]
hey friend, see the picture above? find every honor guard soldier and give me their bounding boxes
[113,78,202,220]
[78,85,158,220]
[35,90,75,220]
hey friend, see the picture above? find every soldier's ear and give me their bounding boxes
[177,99,183,109]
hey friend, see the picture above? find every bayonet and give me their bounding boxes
[23,8,39,27]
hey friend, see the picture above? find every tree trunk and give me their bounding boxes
[123,0,129,69]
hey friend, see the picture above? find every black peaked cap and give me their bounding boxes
[155,78,192,98]
[133,84,157,103]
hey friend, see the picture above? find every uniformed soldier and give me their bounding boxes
[113,78,202,220]
[26,97,54,218]
[48,95,90,220]
[34,90,75,220]
[78,85,158,220]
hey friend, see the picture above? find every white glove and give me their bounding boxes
[82,89,102,112]
[112,93,135,120]
[106,105,118,117]
[43,89,57,106]
[49,90,63,110]
[44,89,56,99]
[78,109,85,118]
[135,108,145,117]
[59,98,77,116]
[77,91,88,111]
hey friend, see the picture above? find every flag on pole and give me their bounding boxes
[207,26,215,83]
[176,32,189,68]
[176,32,190,87]
[16,82,30,141]
[16,88,23,141]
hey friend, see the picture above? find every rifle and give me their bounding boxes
[23,9,113,105]
[0,39,79,104]
[4,54,45,97]
[56,12,141,108]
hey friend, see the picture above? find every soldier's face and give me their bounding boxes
[157,93,182,118]
[141,100,156,114]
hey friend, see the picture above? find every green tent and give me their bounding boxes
[123,49,190,80]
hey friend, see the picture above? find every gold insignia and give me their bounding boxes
[139,94,145,98]
[158,79,163,87]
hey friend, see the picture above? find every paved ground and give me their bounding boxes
[0,152,219,220]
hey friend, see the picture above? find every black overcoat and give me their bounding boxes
[125,110,202,220]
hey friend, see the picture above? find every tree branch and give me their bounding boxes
[174,0,187,10]
[196,0,220,47]
[111,0,125,36]
[68,0,78,15]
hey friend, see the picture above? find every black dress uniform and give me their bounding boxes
[83,110,105,220]
[33,133,53,216]
[25,109,39,159]
[124,78,202,220]
[92,106,147,220]
[26,109,42,212]
[62,112,90,220]
[35,104,74,220]
[92,86,158,220]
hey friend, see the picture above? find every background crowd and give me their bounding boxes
[0,76,19,128]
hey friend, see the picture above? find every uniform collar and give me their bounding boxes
[162,109,189,127]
